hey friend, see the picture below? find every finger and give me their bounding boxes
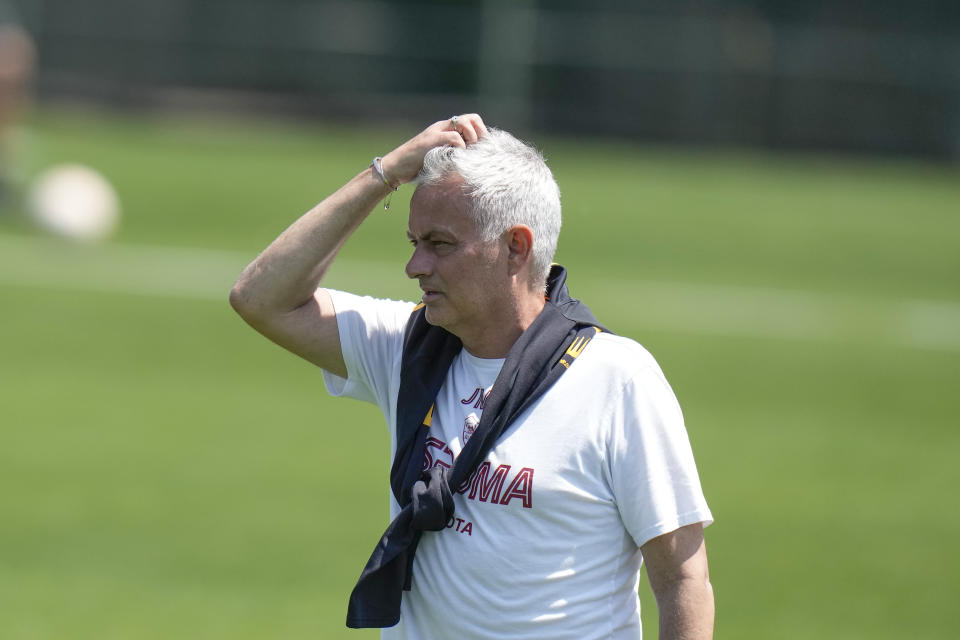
[431,119,453,133]
[440,114,479,143]
[443,115,479,145]
[457,122,480,145]
[460,113,488,138]
[440,130,466,149]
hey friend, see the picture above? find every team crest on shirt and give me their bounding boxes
[462,412,480,444]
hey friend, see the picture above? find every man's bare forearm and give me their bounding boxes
[656,575,715,640]
[230,165,391,320]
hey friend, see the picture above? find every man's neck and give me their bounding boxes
[459,292,546,359]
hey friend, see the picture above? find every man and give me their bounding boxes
[230,114,714,639]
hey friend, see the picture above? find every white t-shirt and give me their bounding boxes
[322,290,713,640]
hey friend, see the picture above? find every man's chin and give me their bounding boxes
[423,305,440,325]
[423,304,450,328]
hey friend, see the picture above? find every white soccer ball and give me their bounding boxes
[27,164,121,241]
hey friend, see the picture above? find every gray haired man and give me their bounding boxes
[231,115,714,639]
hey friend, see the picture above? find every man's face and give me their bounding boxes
[405,177,508,340]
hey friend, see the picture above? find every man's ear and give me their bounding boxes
[505,225,534,276]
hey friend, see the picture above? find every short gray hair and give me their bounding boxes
[417,128,561,288]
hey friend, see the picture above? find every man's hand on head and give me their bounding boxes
[381,114,488,186]
[230,112,490,375]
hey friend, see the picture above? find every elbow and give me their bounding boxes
[228,284,243,313]
[229,280,257,321]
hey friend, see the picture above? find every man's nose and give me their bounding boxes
[405,245,431,280]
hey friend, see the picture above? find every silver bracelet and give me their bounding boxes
[372,157,399,210]
[372,156,399,190]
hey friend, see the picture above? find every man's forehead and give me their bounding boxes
[406,211,473,239]
[411,175,467,205]
[408,178,477,236]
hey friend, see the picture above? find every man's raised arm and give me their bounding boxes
[229,115,487,377]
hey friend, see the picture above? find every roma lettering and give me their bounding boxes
[422,436,454,470]
[464,462,510,502]
[499,467,534,508]
[456,461,534,510]
[426,437,535,510]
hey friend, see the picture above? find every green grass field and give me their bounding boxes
[2,107,959,639]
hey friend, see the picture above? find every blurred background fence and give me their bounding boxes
[10,0,960,160]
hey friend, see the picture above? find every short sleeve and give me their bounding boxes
[609,364,713,549]
[321,289,414,411]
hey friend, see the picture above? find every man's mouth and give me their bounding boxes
[421,287,441,302]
